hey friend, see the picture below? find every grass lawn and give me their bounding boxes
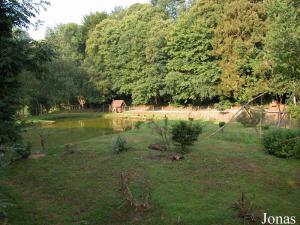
[1,113,299,225]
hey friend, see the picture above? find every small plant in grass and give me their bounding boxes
[112,136,128,154]
[219,121,226,132]
[262,128,300,158]
[171,120,202,153]
[148,115,170,150]
[35,127,47,152]
[134,121,144,129]
[233,192,262,225]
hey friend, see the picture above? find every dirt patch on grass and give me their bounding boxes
[223,157,267,174]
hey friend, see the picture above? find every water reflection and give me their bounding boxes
[78,120,85,128]
[25,117,143,152]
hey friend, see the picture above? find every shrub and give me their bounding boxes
[219,121,226,132]
[236,109,264,128]
[287,104,300,120]
[0,143,31,167]
[262,129,300,158]
[171,121,202,153]
[134,121,144,129]
[0,198,14,220]
[262,125,270,130]
[112,136,128,154]
[14,143,31,159]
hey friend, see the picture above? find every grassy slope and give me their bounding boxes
[1,117,299,225]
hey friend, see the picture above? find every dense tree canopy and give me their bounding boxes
[85,4,170,104]
[166,0,221,104]
[213,0,267,100]
[265,0,300,98]
[2,0,300,124]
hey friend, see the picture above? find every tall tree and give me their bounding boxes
[265,0,300,100]
[31,23,100,109]
[85,4,170,104]
[166,0,221,104]
[46,23,85,64]
[81,11,108,56]
[0,0,49,144]
[213,0,267,101]
[82,12,108,37]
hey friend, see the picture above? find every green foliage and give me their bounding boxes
[112,136,128,154]
[265,0,300,97]
[134,121,144,129]
[82,11,108,45]
[219,122,226,127]
[46,23,85,63]
[149,116,170,149]
[262,129,300,158]
[0,143,31,167]
[287,104,300,120]
[22,23,100,115]
[0,0,49,144]
[214,97,234,111]
[171,120,202,153]
[0,198,14,220]
[262,125,270,130]
[219,121,226,132]
[213,0,268,100]
[236,109,264,128]
[68,0,300,106]
[14,143,31,159]
[151,0,187,20]
[85,4,170,104]
[166,1,221,104]
[1,115,300,224]
[2,0,300,128]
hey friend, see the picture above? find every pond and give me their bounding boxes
[23,116,140,152]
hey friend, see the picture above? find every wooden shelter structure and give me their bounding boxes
[111,100,126,113]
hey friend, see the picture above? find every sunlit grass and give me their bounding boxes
[1,113,299,225]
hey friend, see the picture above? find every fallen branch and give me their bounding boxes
[119,172,150,211]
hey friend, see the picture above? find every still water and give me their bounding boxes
[24,117,138,152]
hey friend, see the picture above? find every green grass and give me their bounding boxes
[1,114,299,225]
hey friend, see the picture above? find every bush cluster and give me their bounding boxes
[219,121,226,132]
[0,143,31,167]
[262,129,300,158]
[171,121,202,153]
[287,104,300,120]
[236,110,264,128]
[112,136,128,154]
